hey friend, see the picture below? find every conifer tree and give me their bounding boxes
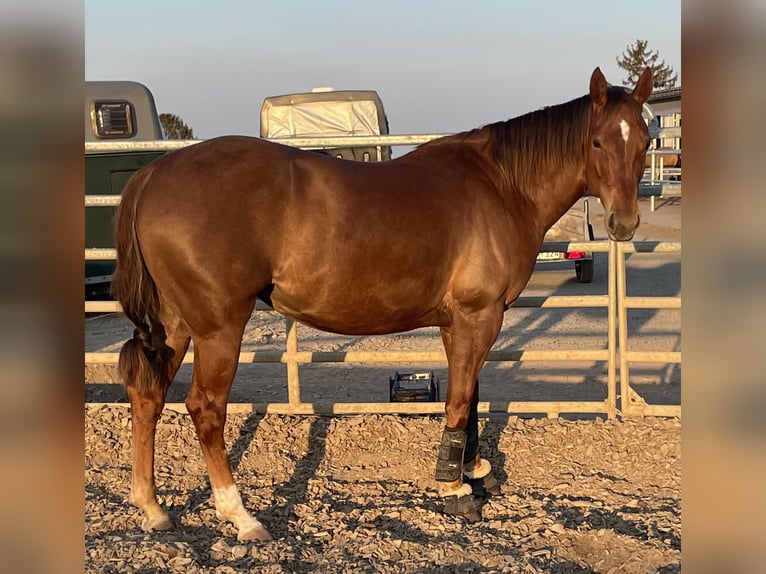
[159,113,195,139]
[617,39,678,89]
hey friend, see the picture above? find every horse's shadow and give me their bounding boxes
[269,416,331,534]
[223,413,331,538]
[227,411,508,537]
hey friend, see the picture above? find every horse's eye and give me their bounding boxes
[592,139,602,149]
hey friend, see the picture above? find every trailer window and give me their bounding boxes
[91,101,135,138]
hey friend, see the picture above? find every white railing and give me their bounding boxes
[85,135,681,418]
[643,114,682,211]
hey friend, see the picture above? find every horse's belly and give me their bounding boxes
[269,286,443,336]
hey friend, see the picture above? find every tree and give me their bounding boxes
[616,39,678,90]
[159,113,195,139]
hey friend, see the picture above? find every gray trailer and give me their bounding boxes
[85,80,166,296]
[538,199,595,283]
[261,88,391,162]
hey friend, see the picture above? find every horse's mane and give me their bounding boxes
[484,94,591,194]
[427,86,630,195]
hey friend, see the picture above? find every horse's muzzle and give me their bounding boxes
[606,210,640,241]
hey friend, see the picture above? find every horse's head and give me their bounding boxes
[585,66,653,241]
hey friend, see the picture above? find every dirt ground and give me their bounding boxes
[84,197,681,572]
[85,409,680,573]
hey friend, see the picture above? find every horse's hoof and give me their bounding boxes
[141,513,173,532]
[466,469,501,498]
[442,494,482,522]
[238,524,273,542]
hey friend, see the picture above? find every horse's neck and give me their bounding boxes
[544,167,587,233]
[517,163,588,239]
[458,121,589,239]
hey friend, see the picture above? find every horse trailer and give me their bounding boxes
[261,88,391,162]
[85,81,166,296]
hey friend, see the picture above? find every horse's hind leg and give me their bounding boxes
[185,323,272,542]
[124,308,190,531]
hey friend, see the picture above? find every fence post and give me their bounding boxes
[285,318,301,405]
[607,240,618,419]
[616,241,642,416]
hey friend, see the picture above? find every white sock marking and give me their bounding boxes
[619,119,630,143]
[213,485,264,533]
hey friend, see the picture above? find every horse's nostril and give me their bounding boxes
[607,212,616,231]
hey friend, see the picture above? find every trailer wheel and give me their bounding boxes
[575,259,594,283]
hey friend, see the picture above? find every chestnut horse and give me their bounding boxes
[113,67,652,540]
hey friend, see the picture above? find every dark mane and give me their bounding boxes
[484,94,590,194]
[441,86,631,194]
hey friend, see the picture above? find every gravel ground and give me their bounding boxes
[85,407,680,573]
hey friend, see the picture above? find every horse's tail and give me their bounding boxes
[112,165,167,392]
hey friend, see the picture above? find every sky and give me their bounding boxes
[85,1,680,140]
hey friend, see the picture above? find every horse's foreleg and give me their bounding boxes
[124,318,189,532]
[186,330,272,542]
[459,385,501,497]
[438,306,503,520]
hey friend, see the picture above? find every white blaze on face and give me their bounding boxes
[619,119,630,143]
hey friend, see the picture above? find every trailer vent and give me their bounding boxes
[91,101,135,138]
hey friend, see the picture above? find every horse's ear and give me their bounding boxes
[631,67,653,104]
[589,67,608,108]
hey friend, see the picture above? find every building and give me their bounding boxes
[647,86,681,150]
